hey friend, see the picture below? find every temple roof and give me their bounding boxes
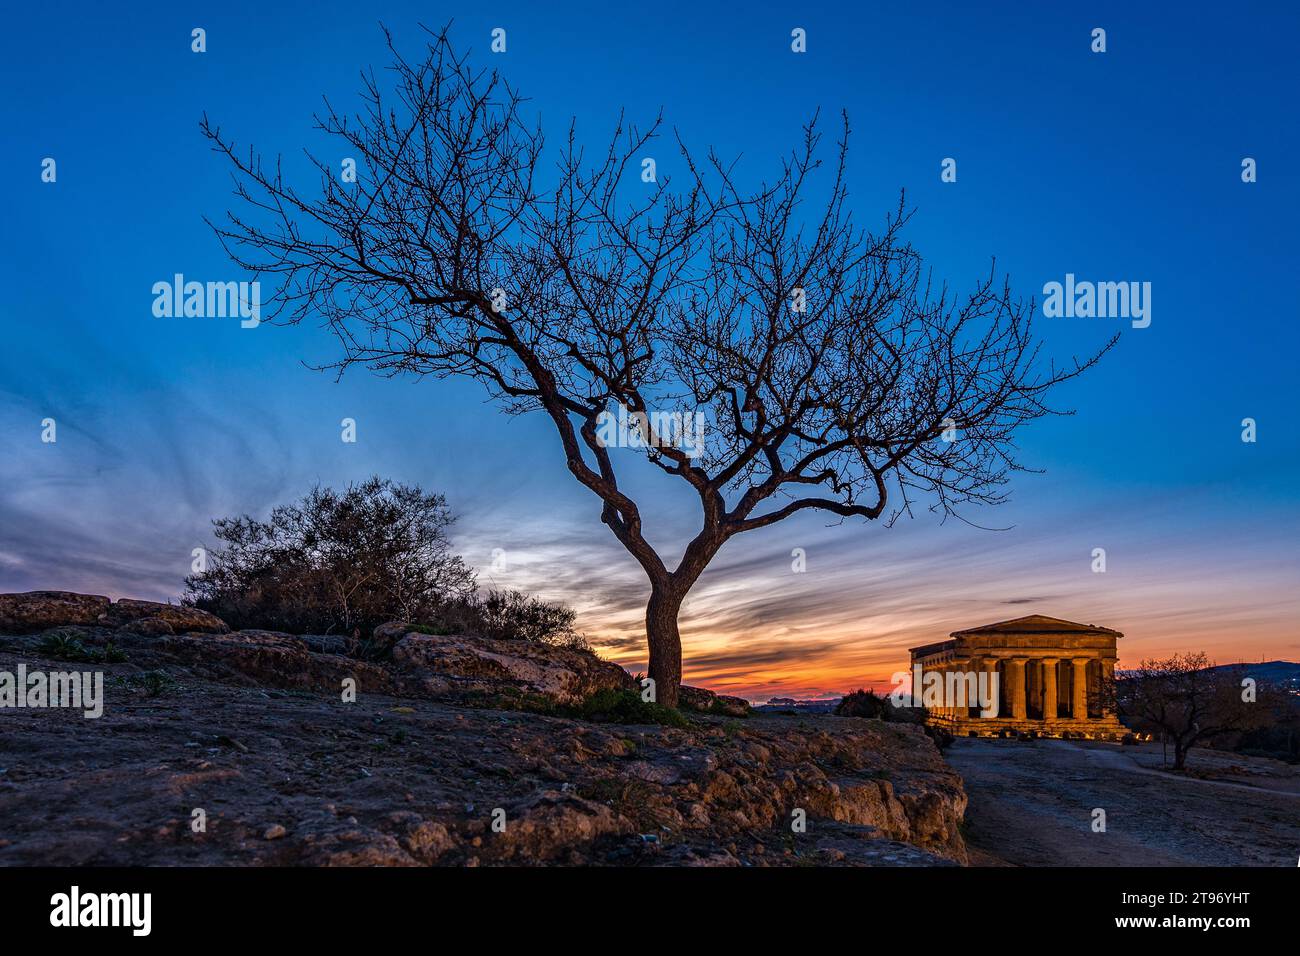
[949,614,1122,639]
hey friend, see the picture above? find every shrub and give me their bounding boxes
[185,477,476,635]
[127,670,177,697]
[39,632,94,662]
[836,688,889,719]
[412,589,590,648]
[38,631,127,664]
[569,689,690,728]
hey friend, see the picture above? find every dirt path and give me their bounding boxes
[946,738,1300,866]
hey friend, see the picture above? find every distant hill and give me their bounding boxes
[1209,660,1300,688]
[1119,660,1300,688]
[753,697,843,714]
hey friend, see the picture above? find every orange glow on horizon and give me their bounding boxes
[591,616,1298,704]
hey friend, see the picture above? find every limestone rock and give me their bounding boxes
[155,629,395,694]
[391,631,632,705]
[158,630,310,684]
[366,620,422,659]
[0,591,112,634]
[301,634,352,656]
[120,617,175,637]
[679,684,751,717]
[491,791,630,862]
[100,599,229,634]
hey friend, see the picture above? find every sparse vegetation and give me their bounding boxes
[38,633,89,661]
[123,670,178,697]
[415,589,590,649]
[569,689,690,728]
[38,631,128,664]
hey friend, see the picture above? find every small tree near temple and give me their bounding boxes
[1119,652,1269,771]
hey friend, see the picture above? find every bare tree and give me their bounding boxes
[1119,652,1269,771]
[201,26,1112,707]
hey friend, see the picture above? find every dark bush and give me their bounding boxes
[836,687,926,726]
[400,589,590,649]
[185,477,475,635]
[570,688,690,728]
[836,688,889,719]
[460,589,587,648]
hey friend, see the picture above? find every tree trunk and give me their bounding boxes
[646,585,685,709]
[1172,739,1188,771]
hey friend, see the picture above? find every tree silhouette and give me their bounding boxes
[202,26,1112,707]
[1120,653,1269,771]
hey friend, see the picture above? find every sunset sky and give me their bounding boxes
[3,2,1297,701]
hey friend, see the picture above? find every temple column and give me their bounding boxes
[1041,657,1059,721]
[951,661,962,717]
[955,659,970,716]
[1007,658,1027,720]
[972,658,987,717]
[985,658,1002,718]
[1072,657,1090,719]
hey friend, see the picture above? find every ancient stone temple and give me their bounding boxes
[907,615,1127,739]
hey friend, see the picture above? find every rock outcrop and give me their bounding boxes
[0,594,629,707]
[0,591,228,636]
[0,591,112,633]
[0,649,967,866]
[98,598,230,635]
[389,629,633,705]
[0,590,970,867]
[678,684,751,717]
[120,628,391,694]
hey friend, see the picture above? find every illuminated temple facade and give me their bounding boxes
[908,615,1127,739]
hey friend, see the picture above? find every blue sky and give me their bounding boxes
[2,1,1297,698]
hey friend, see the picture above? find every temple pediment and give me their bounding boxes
[949,614,1123,639]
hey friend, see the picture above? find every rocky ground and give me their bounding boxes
[0,592,966,866]
[950,737,1300,866]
